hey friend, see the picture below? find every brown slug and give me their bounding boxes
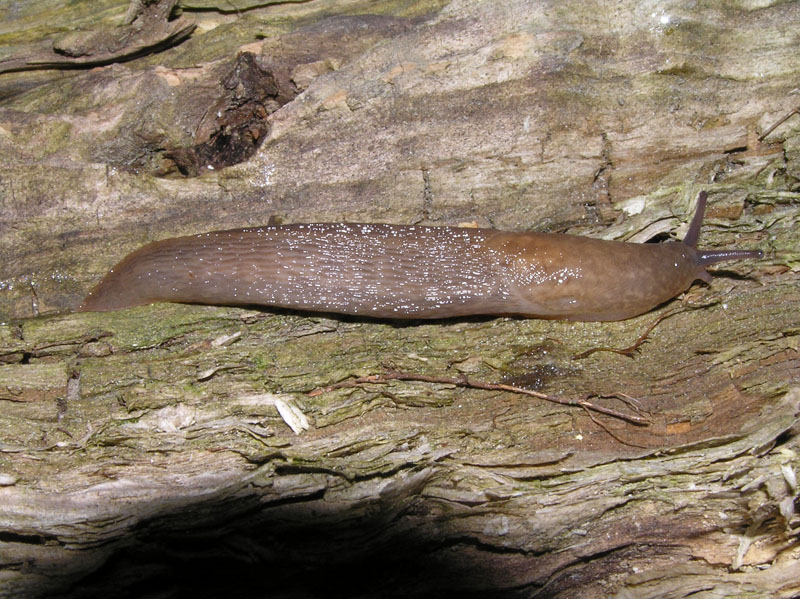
[78,191,763,321]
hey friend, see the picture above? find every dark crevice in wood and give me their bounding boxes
[162,52,290,177]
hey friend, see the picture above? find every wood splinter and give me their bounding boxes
[758,105,800,141]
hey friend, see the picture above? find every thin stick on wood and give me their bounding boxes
[758,105,800,141]
[572,309,680,360]
[581,406,648,448]
[310,370,651,426]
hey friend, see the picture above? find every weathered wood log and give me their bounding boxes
[1,0,799,597]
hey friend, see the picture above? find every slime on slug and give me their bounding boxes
[79,191,763,321]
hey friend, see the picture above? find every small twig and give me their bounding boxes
[581,407,648,448]
[310,370,651,426]
[573,309,680,360]
[758,105,800,141]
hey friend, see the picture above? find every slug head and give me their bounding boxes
[683,191,763,282]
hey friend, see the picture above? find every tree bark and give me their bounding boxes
[1,0,799,597]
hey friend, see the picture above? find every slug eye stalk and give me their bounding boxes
[696,248,764,266]
[684,190,763,265]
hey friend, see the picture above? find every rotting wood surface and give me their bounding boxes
[1,0,799,597]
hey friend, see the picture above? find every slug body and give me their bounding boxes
[79,192,762,321]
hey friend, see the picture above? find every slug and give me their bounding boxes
[78,191,763,321]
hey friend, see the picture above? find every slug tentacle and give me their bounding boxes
[79,191,763,321]
[682,190,763,266]
[683,190,708,248]
[696,248,764,266]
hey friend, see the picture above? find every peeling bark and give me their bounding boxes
[1,0,799,597]
[0,0,193,74]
